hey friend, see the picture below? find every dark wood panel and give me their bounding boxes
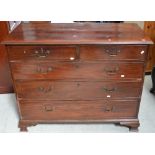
[19,100,139,120]
[80,45,147,61]
[0,21,13,93]
[10,62,144,81]
[2,23,152,45]
[8,45,77,62]
[16,81,142,100]
[8,45,148,62]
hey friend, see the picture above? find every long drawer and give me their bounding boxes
[16,81,142,100]
[80,45,147,61]
[8,45,77,62]
[19,100,139,120]
[10,62,144,80]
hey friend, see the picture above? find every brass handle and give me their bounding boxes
[37,67,53,74]
[105,48,120,56]
[38,86,52,93]
[102,87,116,92]
[35,48,50,58]
[104,66,119,74]
[44,105,54,112]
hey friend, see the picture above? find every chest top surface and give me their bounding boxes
[2,23,153,45]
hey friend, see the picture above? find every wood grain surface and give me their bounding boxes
[2,23,153,45]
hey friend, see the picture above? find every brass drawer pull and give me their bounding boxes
[102,87,116,92]
[38,86,52,93]
[104,66,119,74]
[44,105,54,112]
[37,66,53,74]
[35,48,50,58]
[105,48,120,57]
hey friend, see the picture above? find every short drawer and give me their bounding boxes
[10,62,144,80]
[7,45,77,62]
[19,100,139,120]
[16,81,142,100]
[80,45,147,61]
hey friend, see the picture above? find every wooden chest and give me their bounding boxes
[2,23,152,131]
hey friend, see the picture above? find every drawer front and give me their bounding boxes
[19,100,139,120]
[11,62,144,80]
[8,46,77,62]
[80,45,147,61]
[16,81,142,100]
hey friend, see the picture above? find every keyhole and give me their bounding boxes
[147,25,151,29]
[75,64,79,68]
[77,83,80,87]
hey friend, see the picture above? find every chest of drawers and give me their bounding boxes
[3,23,152,131]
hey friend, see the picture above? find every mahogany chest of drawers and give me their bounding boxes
[2,23,152,131]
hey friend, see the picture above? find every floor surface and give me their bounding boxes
[0,75,154,132]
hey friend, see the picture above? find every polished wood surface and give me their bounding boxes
[0,21,13,93]
[19,100,139,120]
[8,45,77,61]
[10,62,144,81]
[8,45,147,61]
[2,23,152,45]
[3,23,152,131]
[16,81,142,100]
[80,45,147,61]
